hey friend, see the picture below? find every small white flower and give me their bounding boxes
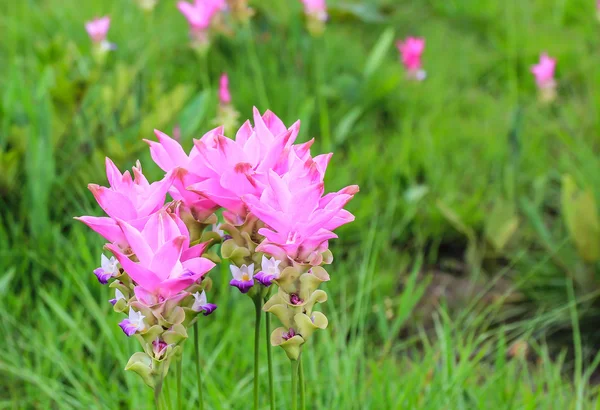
[261,256,281,279]
[230,264,254,281]
[212,223,226,238]
[101,254,119,275]
[129,308,146,332]
[115,289,125,302]
[192,291,207,311]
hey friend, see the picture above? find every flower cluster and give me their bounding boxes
[178,0,227,50]
[85,16,116,58]
[78,108,357,386]
[300,0,328,36]
[531,52,557,103]
[397,37,426,81]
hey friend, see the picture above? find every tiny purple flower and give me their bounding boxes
[282,328,296,341]
[290,294,303,305]
[229,263,255,294]
[93,254,119,284]
[192,291,218,316]
[254,255,281,287]
[109,288,126,306]
[119,308,146,337]
[152,338,168,359]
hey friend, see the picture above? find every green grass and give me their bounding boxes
[2,0,600,408]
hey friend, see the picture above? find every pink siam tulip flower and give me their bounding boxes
[300,0,328,22]
[219,74,232,105]
[93,254,119,284]
[531,53,556,89]
[105,209,215,304]
[178,0,225,45]
[119,308,146,337]
[230,263,255,293]
[145,130,219,221]
[531,53,557,102]
[243,167,358,264]
[396,37,426,81]
[85,16,111,43]
[187,109,301,222]
[192,290,217,315]
[76,158,174,244]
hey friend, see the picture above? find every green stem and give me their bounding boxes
[194,322,205,410]
[299,354,305,410]
[154,380,163,410]
[197,51,211,91]
[245,23,270,109]
[265,309,275,410]
[314,37,331,150]
[253,297,263,410]
[291,359,300,410]
[164,373,172,408]
[176,355,182,410]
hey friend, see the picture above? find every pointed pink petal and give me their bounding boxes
[150,236,186,280]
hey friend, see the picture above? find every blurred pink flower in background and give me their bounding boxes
[178,0,225,32]
[85,16,111,43]
[300,0,328,22]
[396,37,426,81]
[219,74,232,105]
[531,53,557,102]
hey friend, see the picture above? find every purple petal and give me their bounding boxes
[118,319,137,337]
[229,279,254,294]
[109,298,117,306]
[93,268,112,285]
[253,271,275,287]
[201,303,218,316]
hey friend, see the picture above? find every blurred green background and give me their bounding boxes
[2,0,600,408]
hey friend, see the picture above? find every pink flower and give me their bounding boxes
[106,209,215,303]
[300,0,328,21]
[85,16,111,43]
[397,37,426,80]
[243,164,358,263]
[145,130,219,220]
[219,74,231,105]
[186,108,300,221]
[177,0,225,31]
[76,158,174,244]
[531,53,556,89]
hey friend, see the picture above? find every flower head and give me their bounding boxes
[219,74,232,105]
[177,0,225,31]
[85,17,111,43]
[119,308,146,336]
[187,109,300,220]
[93,254,119,284]
[300,0,327,22]
[76,158,174,244]
[397,37,426,80]
[106,209,215,303]
[192,291,218,315]
[254,255,281,286]
[230,263,255,293]
[531,53,556,89]
[243,165,358,263]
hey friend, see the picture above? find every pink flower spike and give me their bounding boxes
[219,74,232,105]
[531,53,556,89]
[177,0,225,31]
[106,209,215,301]
[85,16,111,44]
[397,37,426,81]
[300,0,328,22]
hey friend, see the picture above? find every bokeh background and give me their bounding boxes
[2,0,600,408]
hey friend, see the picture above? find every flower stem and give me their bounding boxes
[154,380,163,410]
[265,308,275,410]
[244,23,270,109]
[176,355,182,410]
[314,37,331,150]
[291,359,300,410]
[253,297,263,410]
[194,322,205,410]
[299,354,305,410]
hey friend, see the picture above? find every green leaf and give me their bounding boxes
[561,175,600,263]
[484,198,519,252]
[363,27,395,78]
